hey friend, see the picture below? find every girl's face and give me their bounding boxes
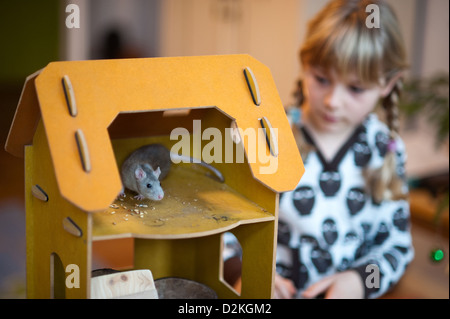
[303,65,390,134]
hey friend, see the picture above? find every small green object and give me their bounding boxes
[430,248,445,262]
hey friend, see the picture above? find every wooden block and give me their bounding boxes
[260,116,279,157]
[75,129,91,173]
[31,184,48,202]
[62,217,83,237]
[243,67,261,106]
[62,75,78,117]
[90,269,158,299]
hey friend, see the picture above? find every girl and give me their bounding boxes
[275,0,414,298]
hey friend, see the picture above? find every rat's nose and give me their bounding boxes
[158,194,164,200]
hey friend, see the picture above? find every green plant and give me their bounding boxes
[399,73,449,228]
[400,73,449,147]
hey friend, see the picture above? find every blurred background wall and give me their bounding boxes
[0,0,448,298]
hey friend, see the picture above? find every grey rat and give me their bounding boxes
[120,144,224,201]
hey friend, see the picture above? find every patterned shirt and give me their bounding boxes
[277,113,414,298]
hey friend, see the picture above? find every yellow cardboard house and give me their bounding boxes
[5,55,304,298]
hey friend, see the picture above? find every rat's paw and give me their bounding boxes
[134,194,145,200]
[117,187,126,199]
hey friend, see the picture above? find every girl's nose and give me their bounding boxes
[325,85,344,110]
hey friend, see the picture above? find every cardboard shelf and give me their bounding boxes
[10,55,303,298]
[92,165,274,240]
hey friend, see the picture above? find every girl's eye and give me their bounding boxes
[349,85,365,94]
[315,75,329,85]
[146,184,152,188]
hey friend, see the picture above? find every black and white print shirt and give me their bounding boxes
[277,113,414,298]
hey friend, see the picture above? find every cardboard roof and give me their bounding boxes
[5,55,304,212]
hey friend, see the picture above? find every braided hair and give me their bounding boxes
[366,78,408,204]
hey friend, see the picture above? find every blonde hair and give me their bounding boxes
[294,0,408,203]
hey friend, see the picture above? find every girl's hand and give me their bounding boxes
[302,270,364,299]
[274,273,297,299]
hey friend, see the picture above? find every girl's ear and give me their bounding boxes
[381,71,404,98]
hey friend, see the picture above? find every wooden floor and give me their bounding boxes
[383,220,449,299]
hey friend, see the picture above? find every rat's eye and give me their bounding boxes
[146,184,152,189]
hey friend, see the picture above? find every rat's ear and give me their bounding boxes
[153,167,161,179]
[135,167,146,180]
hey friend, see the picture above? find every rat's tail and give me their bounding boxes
[169,152,225,183]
